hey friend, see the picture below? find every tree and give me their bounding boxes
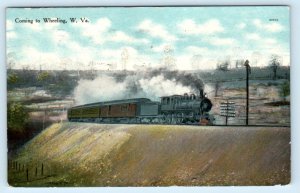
[235,59,245,68]
[217,60,230,71]
[37,71,50,82]
[7,73,19,84]
[7,102,29,133]
[281,81,290,101]
[269,54,281,80]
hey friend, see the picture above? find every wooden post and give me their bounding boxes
[244,60,251,126]
[41,163,44,176]
[26,168,29,181]
[246,65,249,126]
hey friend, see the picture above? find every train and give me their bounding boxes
[67,91,213,125]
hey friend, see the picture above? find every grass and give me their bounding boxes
[8,123,290,186]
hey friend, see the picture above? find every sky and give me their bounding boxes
[6,6,290,71]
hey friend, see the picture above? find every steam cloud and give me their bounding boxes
[73,68,204,105]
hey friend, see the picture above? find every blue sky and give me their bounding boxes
[6,6,290,70]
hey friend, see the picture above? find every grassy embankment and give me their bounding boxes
[8,122,290,186]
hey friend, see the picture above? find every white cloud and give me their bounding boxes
[67,42,96,65]
[7,31,17,40]
[253,19,284,32]
[262,45,289,63]
[50,28,100,68]
[111,31,135,42]
[6,20,14,31]
[17,39,99,70]
[264,38,277,45]
[177,19,224,35]
[237,23,246,29]
[206,37,236,46]
[74,17,111,44]
[185,46,210,54]
[73,18,148,45]
[231,43,290,67]
[13,27,151,70]
[98,46,139,69]
[50,29,96,65]
[137,19,177,42]
[99,46,138,59]
[151,43,175,53]
[52,30,70,45]
[181,41,289,69]
[176,54,217,70]
[20,46,60,69]
[98,46,160,70]
[110,31,149,44]
[26,22,43,31]
[245,33,261,40]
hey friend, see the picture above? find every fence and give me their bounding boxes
[8,160,47,182]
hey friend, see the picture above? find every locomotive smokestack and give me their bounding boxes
[199,89,204,99]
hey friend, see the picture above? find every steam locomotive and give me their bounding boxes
[67,91,213,125]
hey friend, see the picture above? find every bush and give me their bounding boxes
[281,81,290,101]
[7,73,19,84]
[7,102,28,133]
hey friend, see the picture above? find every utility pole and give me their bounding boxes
[220,100,235,126]
[226,99,229,126]
[244,60,251,126]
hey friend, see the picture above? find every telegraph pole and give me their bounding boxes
[226,99,229,126]
[220,100,235,126]
[244,60,251,126]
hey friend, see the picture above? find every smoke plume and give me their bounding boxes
[73,68,204,105]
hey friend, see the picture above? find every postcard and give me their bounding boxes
[6,6,290,186]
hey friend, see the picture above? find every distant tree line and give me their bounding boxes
[214,54,286,81]
[7,70,80,97]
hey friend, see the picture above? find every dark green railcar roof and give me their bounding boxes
[70,98,152,109]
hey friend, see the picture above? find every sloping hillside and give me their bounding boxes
[8,123,290,186]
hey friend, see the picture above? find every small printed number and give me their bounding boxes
[269,19,279,21]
